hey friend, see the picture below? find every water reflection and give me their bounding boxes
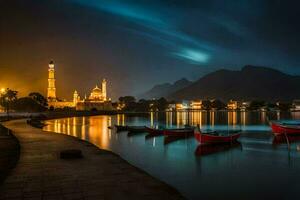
[44,115,113,149]
[164,136,193,145]
[43,111,300,200]
[195,142,242,156]
[165,111,245,129]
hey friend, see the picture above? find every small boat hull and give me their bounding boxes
[194,131,241,144]
[271,122,300,136]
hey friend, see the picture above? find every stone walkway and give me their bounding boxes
[0,125,19,184]
[0,120,184,200]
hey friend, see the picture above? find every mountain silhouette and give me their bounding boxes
[167,65,300,102]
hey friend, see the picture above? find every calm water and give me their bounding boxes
[44,111,300,200]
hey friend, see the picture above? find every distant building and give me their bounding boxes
[167,104,176,111]
[240,101,250,111]
[227,100,238,110]
[190,100,202,110]
[168,100,203,111]
[46,61,114,111]
[166,102,186,111]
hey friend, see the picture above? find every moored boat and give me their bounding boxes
[194,130,241,144]
[270,121,300,136]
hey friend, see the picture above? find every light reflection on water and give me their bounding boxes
[44,111,300,200]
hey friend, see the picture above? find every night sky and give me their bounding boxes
[1,0,300,100]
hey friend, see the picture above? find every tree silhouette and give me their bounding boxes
[0,88,18,118]
[29,92,48,107]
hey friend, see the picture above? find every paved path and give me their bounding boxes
[0,125,19,184]
[0,120,184,200]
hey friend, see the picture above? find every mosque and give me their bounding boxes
[47,61,114,111]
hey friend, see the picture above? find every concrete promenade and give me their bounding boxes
[0,120,184,200]
[0,125,19,184]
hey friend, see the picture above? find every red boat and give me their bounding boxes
[145,126,164,135]
[163,128,194,137]
[271,121,300,136]
[194,130,241,144]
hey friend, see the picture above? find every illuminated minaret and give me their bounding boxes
[73,90,79,106]
[47,60,56,101]
[102,79,107,101]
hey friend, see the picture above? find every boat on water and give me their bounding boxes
[270,121,300,136]
[194,130,241,144]
[163,128,194,137]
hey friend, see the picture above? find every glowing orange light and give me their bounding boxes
[0,88,5,94]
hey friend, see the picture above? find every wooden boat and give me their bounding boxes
[195,142,241,156]
[163,128,194,137]
[194,130,241,144]
[270,121,300,136]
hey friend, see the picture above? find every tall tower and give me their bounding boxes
[73,90,80,106]
[102,79,107,101]
[47,60,56,101]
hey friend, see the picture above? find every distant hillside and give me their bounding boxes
[167,65,300,101]
[140,78,192,99]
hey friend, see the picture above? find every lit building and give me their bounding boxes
[175,103,184,110]
[167,104,176,111]
[240,101,250,111]
[191,100,202,110]
[168,100,202,111]
[89,82,106,101]
[227,100,238,110]
[47,61,56,101]
[173,101,191,110]
[47,61,114,111]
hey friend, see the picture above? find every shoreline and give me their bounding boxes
[0,119,184,199]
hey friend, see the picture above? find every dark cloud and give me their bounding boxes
[0,0,299,99]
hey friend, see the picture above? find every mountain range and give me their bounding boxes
[141,66,300,102]
[139,78,192,99]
